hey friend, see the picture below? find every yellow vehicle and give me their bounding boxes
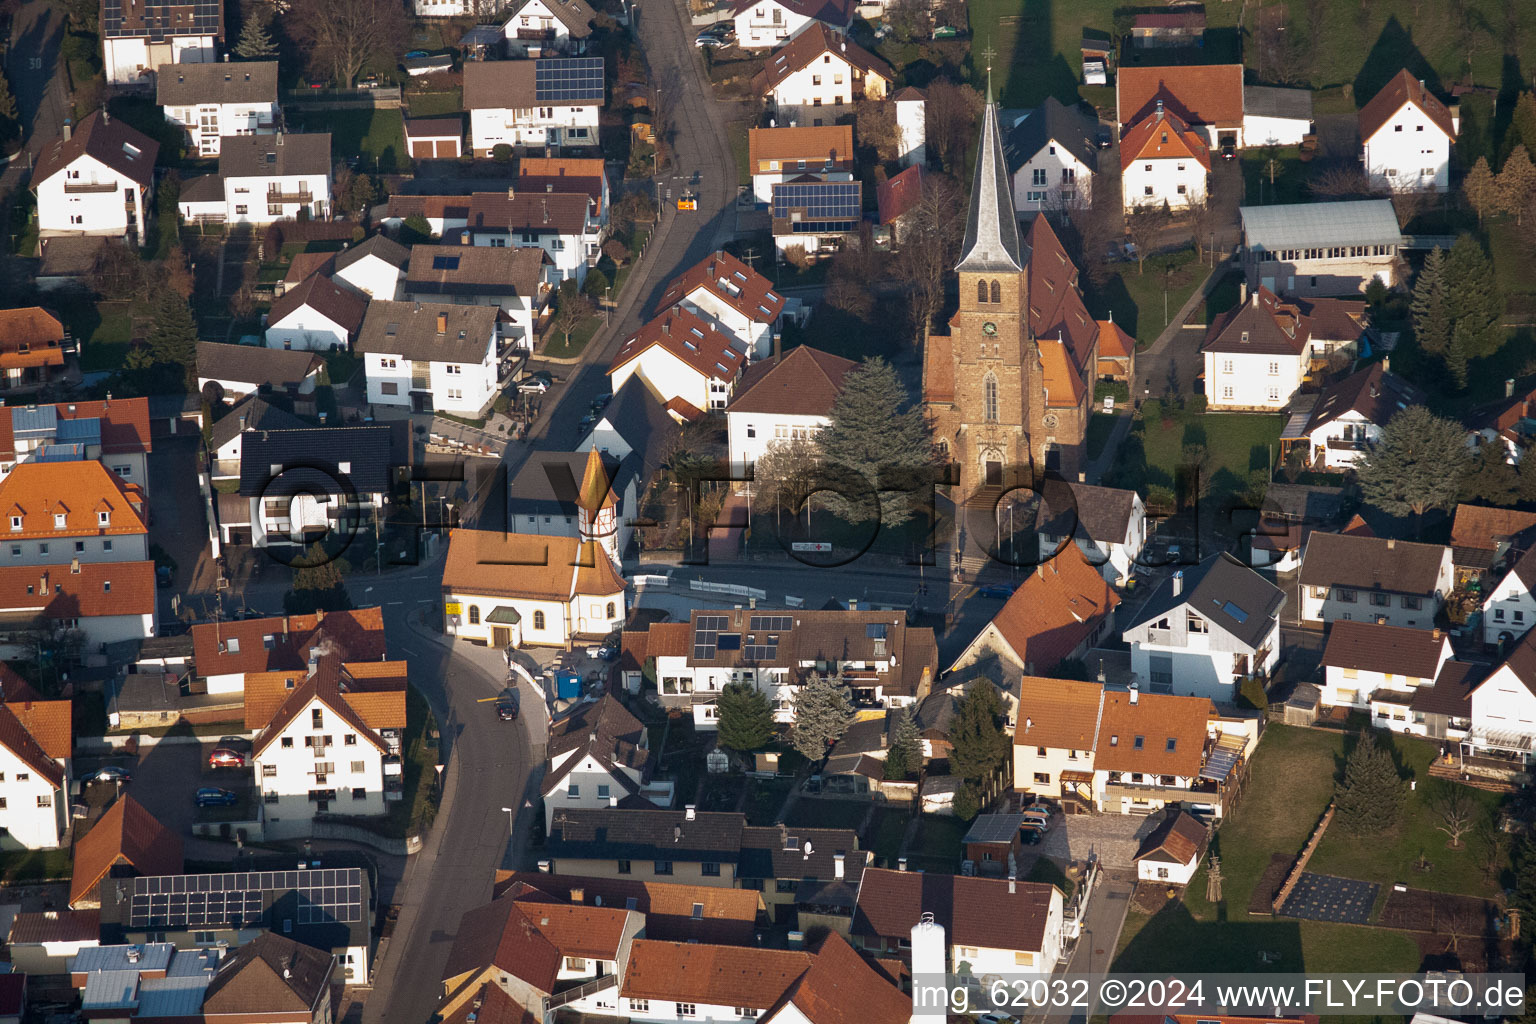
[677,191,698,211]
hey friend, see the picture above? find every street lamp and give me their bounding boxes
[500,806,515,834]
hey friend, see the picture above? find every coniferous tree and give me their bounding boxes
[1444,234,1504,359]
[1445,327,1470,390]
[947,681,1010,784]
[883,706,921,781]
[135,291,198,389]
[1409,246,1450,357]
[1513,93,1536,157]
[1464,156,1500,224]
[285,543,353,613]
[1461,442,1521,505]
[1334,732,1405,836]
[235,12,278,58]
[716,682,773,753]
[1356,405,1468,525]
[815,357,932,529]
[1499,145,1536,224]
[1512,837,1536,923]
[790,672,854,760]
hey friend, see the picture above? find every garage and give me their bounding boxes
[404,117,465,160]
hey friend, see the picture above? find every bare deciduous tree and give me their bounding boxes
[1123,202,1172,275]
[854,99,900,164]
[287,0,408,87]
[891,172,963,344]
[1187,195,1222,264]
[1308,160,1387,199]
[925,78,983,176]
[1433,783,1478,848]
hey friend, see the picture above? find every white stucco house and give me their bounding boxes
[1299,533,1452,629]
[100,0,221,86]
[400,244,548,351]
[1002,97,1099,214]
[725,345,854,476]
[0,698,71,850]
[331,234,410,300]
[1360,69,1457,192]
[1463,632,1536,765]
[1120,104,1209,211]
[461,191,598,287]
[32,112,158,246]
[1036,482,1146,585]
[463,57,603,154]
[264,274,366,352]
[731,0,855,51]
[1132,810,1207,885]
[156,61,278,158]
[1122,554,1284,703]
[1482,547,1536,647]
[608,307,747,417]
[1282,362,1425,470]
[1320,619,1453,711]
[177,132,332,226]
[1201,287,1309,411]
[229,426,393,551]
[0,560,157,662]
[657,251,786,360]
[1242,85,1314,147]
[747,124,854,205]
[752,23,891,127]
[356,302,505,417]
[541,695,672,831]
[498,0,596,55]
[0,458,150,567]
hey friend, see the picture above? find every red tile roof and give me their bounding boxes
[1026,215,1099,409]
[622,939,813,1008]
[1321,619,1448,679]
[0,703,64,790]
[493,870,759,944]
[442,530,625,602]
[68,794,183,907]
[443,893,634,994]
[610,307,747,383]
[0,560,155,619]
[852,867,1058,952]
[33,110,158,190]
[0,309,67,371]
[1116,63,1244,128]
[976,543,1119,674]
[1013,677,1105,750]
[657,250,786,327]
[1119,107,1212,170]
[1097,318,1136,359]
[0,460,146,538]
[1202,286,1309,356]
[1093,689,1212,777]
[518,156,606,214]
[747,125,854,173]
[192,607,387,679]
[1359,69,1456,142]
[753,22,891,94]
[774,932,910,1024]
[876,164,923,225]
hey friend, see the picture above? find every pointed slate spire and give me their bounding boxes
[956,97,1024,275]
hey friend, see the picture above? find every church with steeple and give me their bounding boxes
[922,83,1100,502]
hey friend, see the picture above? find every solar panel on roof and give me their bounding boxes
[772,181,860,226]
[717,633,741,651]
[694,614,728,660]
[1220,600,1249,623]
[128,869,364,929]
[866,623,888,639]
[432,255,460,270]
[534,57,605,104]
[750,615,793,631]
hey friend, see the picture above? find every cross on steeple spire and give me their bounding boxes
[980,43,997,102]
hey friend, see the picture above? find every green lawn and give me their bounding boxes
[730,120,751,186]
[1241,147,1310,207]
[544,314,602,359]
[383,683,441,838]
[1200,271,1245,325]
[1088,249,1209,349]
[910,814,967,872]
[1487,216,1535,301]
[285,107,407,173]
[1134,406,1283,502]
[74,300,134,373]
[1308,733,1505,899]
[407,90,462,117]
[1114,725,1423,973]
[0,848,72,882]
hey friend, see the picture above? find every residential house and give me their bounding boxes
[1449,504,1536,586]
[1128,10,1204,47]
[1094,688,1235,817]
[1239,199,1404,296]
[545,808,748,885]
[441,527,626,648]
[0,694,71,849]
[1122,554,1285,702]
[382,195,471,238]
[196,342,323,403]
[851,867,1066,973]
[401,245,548,351]
[656,250,787,360]
[739,824,867,931]
[1408,659,1481,743]
[1319,620,1453,720]
[0,459,148,565]
[637,608,937,729]
[1460,631,1536,765]
[751,24,891,126]
[1360,69,1457,192]
[67,794,181,908]
[542,695,673,831]
[463,58,603,154]
[7,911,101,976]
[1202,287,1310,411]
[731,0,855,50]
[461,191,598,286]
[229,426,393,549]
[497,0,596,55]
[950,543,1120,686]
[1012,676,1104,807]
[247,655,406,840]
[1002,96,1098,213]
[190,607,386,695]
[747,125,854,204]
[357,301,505,416]
[893,85,925,167]
[0,561,156,655]
[725,345,855,475]
[331,234,410,300]
[1115,63,1244,151]
[1281,362,1424,470]
[1242,85,1314,146]
[962,813,1027,877]
[506,448,631,564]
[1120,103,1210,211]
[1133,809,1207,885]
[36,236,109,292]
[1294,294,1373,366]
[518,156,610,230]
[771,178,861,258]
[32,112,158,245]
[1096,318,1136,383]
[95,865,370,982]
[1245,483,1346,571]
[156,61,279,158]
[1299,532,1452,628]
[491,870,760,945]
[264,274,367,352]
[0,309,74,393]
[403,118,464,160]
[1482,546,1536,646]
[177,132,332,226]
[608,307,748,417]
[1035,481,1146,585]
[201,933,338,1021]
[875,163,924,247]
[0,397,153,492]
[100,0,221,86]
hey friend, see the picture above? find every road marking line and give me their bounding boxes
[401,646,419,657]
[386,601,404,606]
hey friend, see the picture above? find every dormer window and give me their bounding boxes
[11,516,22,531]
[53,513,65,530]
[97,510,110,527]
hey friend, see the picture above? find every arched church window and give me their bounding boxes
[990,280,1001,304]
[984,373,999,423]
[977,279,988,303]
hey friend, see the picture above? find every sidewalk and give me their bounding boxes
[1142,257,1236,357]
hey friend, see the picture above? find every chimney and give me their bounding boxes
[307,648,320,677]
[685,804,696,821]
[62,120,72,141]
[1387,539,1396,550]
[1129,684,1139,706]
[1171,570,1183,597]
[570,887,585,903]
[1239,280,1247,304]
[1156,98,1163,117]
[1383,355,1391,373]
[1507,379,1516,399]
[833,853,845,879]
[436,312,448,334]
[848,598,857,610]
[239,414,248,432]
[507,186,516,199]
[538,860,551,872]
[898,856,908,871]
[1008,873,1016,895]
[1251,291,1259,308]
[223,52,229,62]
[674,824,683,842]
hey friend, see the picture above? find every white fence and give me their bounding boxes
[688,579,767,600]
[630,574,672,590]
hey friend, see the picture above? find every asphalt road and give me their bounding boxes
[6,0,67,151]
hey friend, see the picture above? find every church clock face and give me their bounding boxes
[1043,414,1059,428]
[982,321,997,336]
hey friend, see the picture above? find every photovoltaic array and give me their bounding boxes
[772,181,860,233]
[534,58,605,104]
[128,868,365,929]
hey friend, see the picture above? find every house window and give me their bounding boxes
[597,784,610,799]
[679,1005,698,1018]
[352,787,366,799]
[702,861,721,876]
[1337,588,1358,603]
[1157,867,1170,879]
[534,610,546,630]
[1031,168,1047,186]
[1133,735,1144,750]
[265,792,279,804]
[1370,592,1390,607]
[351,761,365,773]
[1187,612,1208,633]
[568,783,580,797]
[263,765,277,777]
[1033,772,1049,784]
[617,859,631,874]
[654,861,673,875]
[345,734,357,745]
[1144,185,1153,197]
[630,1001,649,1014]
[312,709,324,727]
[1402,595,1422,610]
[1222,386,1233,400]
[1267,361,1279,375]
[565,956,587,972]
[1495,608,1507,621]
[282,737,294,748]
[1177,183,1187,195]
[37,795,49,807]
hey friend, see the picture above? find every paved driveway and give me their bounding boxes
[76,739,256,842]
[147,436,213,612]
[1058,812,1158,868]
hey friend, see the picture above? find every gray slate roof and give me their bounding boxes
[333,233,409,273]
[1125,552,1285,650]
[220,132,331,178]
[1001,97,1099,176]
[547,808,746,861]
[157,61,277,106]
[355,300,498,364]
[196,341,322,391]
[207,395,307,451]
[238,426,394,498]
[956,102,1024,275]
[1241,199,1402,251]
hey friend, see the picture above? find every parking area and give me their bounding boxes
[1056,812,1159,868]
[74,737,257,841]
[146,435,213,603]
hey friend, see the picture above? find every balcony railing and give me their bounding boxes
[546,974,617,1011]
[64,181,119,194]
[267,189,313,203]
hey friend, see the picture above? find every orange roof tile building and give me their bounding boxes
[0,689,73,850]
[68,795,182,908]
[0,309,73,392]
[608,306,747,414]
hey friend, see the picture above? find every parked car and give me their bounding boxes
[195,787,239,808]
[90,765,132,784]
[694,32,725,47]
[978,1014,1019,1024]
[1025,801,1052,817]
[496,699,519,721]
[591,392,612,410]
[518,377,551,394]
[155,565,173,588]
[1095,125,1113,149]
[1019,825,1044,846]
[1021,811,1051,833]
[208,748,247,769]
[578,413,596,429]
[978,583,1016,599]
[405,50,429,58]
